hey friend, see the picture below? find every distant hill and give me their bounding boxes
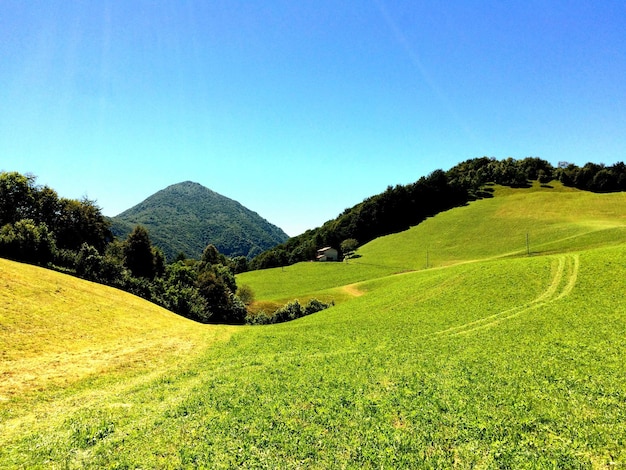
[249,157,626,269]
[110,181,288,260]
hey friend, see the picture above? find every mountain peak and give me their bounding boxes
[110,183,288,260]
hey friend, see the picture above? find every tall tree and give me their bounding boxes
[55,198,112,251]
[0,172,36,226]
[123,225,156,279]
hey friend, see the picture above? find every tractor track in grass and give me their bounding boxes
[434,254,580,337]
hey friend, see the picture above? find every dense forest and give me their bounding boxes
[249,157,626,269]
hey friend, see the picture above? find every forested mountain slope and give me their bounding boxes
[110,181,288,260]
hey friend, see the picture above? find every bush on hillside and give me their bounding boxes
[246,298,332,325]
[340,238,359,259]
[75,243,124,284]
[236,284,255,305]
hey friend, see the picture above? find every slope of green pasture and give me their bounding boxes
[359,181,626,270]
[239,181,626,304]
[236,259,397,305]
[3,245,626,467]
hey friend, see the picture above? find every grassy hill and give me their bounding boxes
[359,181,626,269]
[0,258,234,399]
[2,181,626,467]
[238,181,626,304]
[110,181,289,260]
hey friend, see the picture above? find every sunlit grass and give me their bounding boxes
[0,257,233,408]
[3,183,626,467]
[359,181,626,269]
[237,260,396,306]
[4,246,626,467]
[240,182,626,305]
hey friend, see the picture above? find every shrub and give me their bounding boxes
[304,298,332,315]
[274,300,303,323]
[246,298,332,325]
[54,248,78,270]
[76,243,103,280]
[236,284,255,305]
[245,310,273,326]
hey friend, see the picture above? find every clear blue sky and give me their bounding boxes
[2,1,625,236]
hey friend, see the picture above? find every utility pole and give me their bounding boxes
[526,233,530,256]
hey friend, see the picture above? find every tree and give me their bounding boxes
[0,219,56,264]
[152,246,166,278]
[34,186,61,229]
[123,225,156,279]
[76,243,103,280]
[340,238,359,259]
[197,270,233,323]
[518,157,554,181]
[75,242,124,284]
[165,260,198,287]
[55,198,112,251]
[202,244,220,264]
[590,169,617,192]
[236,284,255,306]
[232,256,249,274]
[538,169,552,184]
[0,172,36,226]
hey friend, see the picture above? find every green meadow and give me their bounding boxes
[2,182,626,467]
[238,182,626,302]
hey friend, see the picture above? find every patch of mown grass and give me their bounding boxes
[0,258,207,358]
[237,259,397,304]
[0,257,233,463]
[4,245,626,467]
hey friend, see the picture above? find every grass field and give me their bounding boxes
[2,182,626,467]
[238,182,626,303]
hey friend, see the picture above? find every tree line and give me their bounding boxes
[0,171,250,324]
[250,156,626,270]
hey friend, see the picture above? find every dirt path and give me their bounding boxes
[342,284,365,297]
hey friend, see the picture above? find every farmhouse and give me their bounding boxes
[316,247,338,262]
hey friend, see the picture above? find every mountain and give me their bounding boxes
[109,181,289,260]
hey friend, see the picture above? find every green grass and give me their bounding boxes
[239,181,626,304]
[0,258,233,400]
[359,181,626,269]
[359,183,626,269]
[237,261,396,309]
[3,183,626,467]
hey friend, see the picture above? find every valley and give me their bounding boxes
[2,182,626,467]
